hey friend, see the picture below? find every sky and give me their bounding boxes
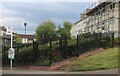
[0,1,94,34]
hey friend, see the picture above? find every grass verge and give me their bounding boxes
[58,47,118,71]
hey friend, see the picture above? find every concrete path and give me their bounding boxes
[2,68,118,74]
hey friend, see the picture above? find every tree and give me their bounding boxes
[16,34,22,43]
[57,21,72,38]
[35,21,57,43]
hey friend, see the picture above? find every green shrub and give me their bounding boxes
[2,45,10,65]
[15,46,33,65]
[114,37,120,45]
[35,56,50,66]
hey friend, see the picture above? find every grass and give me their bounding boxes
[58,47,119,71]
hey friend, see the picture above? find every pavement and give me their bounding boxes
[2,68,119,74]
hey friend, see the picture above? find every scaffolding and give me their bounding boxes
[83,2,119,35]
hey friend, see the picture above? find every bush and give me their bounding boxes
[15,46,33,65]
[114,37,120,45]
[2,45,11,65]
[35,55,50,66]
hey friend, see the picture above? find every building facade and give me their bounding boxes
[0,26,15,45]
[70,19,86,38]
[18,34,35,43]
[70,2,120,38]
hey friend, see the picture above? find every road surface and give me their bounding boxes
[2,68,118,74]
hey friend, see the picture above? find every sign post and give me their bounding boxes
[8,48,15,70]
[8,28,15,70]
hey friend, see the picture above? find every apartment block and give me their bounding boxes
[0,26,15,45]
[70,2,120,38]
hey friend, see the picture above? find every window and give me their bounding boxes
[113,3,115,8]
[110,5,112,9]
[102,9,105,12]
[110,3,115,9]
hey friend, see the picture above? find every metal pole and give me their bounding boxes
[65,36,67,59]
[111,32,114,47]
[85,33,88,52]
[16,44,19,55]
[24,23,27,45]
[32,40,35,64]
[11,30,13,48]
[10,27,13,70]
[99,32,102,47]
[77,34,79,57]
[10,59,12,70]
[25,26,26,36]
[59,35,62,58]
[50,36,52,65]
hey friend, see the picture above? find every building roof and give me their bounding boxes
[0,26,7,31]
[18,34,35,39]
[86,2,112,15]
[74,20,82,25]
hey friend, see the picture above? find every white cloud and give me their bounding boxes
[1,0,99,2]
[0,6,26,26]
[0,2,93,34]
[2,0,119,2]
[2,16,26,26]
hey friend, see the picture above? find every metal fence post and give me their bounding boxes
[104,33,109,47]
[49,36,52,65]
[111,32,114,47]
[33,40,39,63]
[36,42,38,62]
[32,40,35,64]
[64,36,68,59]
[99,32,102,47]
[77,34,79,57]
[16,43,19,55]
[95,33,98,48]
[85,33,88,51]
[59,36,62,58]
[3,45,5,65]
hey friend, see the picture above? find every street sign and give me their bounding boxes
[8,48,15,59]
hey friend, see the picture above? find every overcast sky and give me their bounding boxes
[0,2,93,34]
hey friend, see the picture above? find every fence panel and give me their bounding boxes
[2,32,115,66]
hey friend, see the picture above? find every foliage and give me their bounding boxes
[35,56,50,66]
[114,37,120,45]
[15,34,22,43]
[15,46,33,65]
[35,20,57,43]
[57,21,72,38]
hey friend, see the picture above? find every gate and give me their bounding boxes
[32,36,68,66]
[33,38,51,66]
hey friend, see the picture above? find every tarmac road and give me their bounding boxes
[2,68,118,74]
